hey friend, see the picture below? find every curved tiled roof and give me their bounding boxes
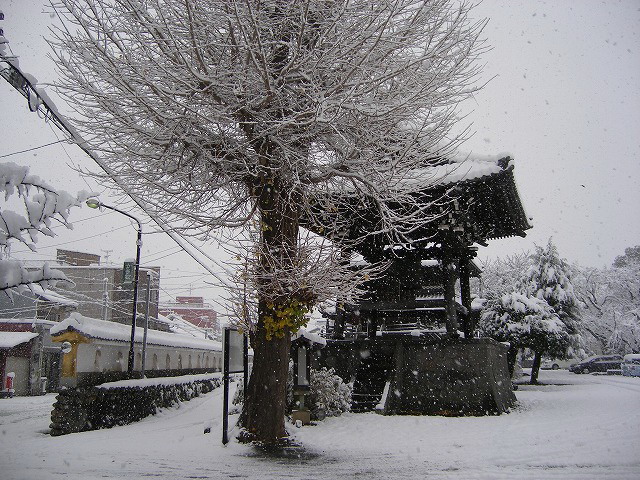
[51,312,222,351]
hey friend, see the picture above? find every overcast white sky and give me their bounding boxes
[1,1,639,307]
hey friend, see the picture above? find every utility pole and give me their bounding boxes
[141,271,151,377]
[102,277,109,322]
[100,249,112,322]
[101,249,113,265]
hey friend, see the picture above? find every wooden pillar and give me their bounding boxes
[333,304,345,339]
[333,246,351,340]
[368,313,378,340]
[459,254,473,339]
[442,250,459,337]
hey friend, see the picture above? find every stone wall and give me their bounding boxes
[315,336,516,416]
[384,338,515,415]
[50,374,222,436]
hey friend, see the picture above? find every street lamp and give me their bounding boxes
[86,197,142,377]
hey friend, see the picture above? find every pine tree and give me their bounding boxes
[519,238,583,381]
[521,239,580,330]
[479,291,570,384]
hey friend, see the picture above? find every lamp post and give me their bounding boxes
[86,197,142,377]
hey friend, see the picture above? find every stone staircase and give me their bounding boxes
[350,352,390,412]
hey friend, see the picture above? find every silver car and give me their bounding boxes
[621,354,640,377]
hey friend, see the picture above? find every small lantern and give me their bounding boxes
[290,333,319,426]
[294,343,310,390]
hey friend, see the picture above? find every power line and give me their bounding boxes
[9,223,132,254]
[47,122,98,193]
[0,139,67,158]
[2,57,230,291]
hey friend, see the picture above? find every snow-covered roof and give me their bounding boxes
[30,284,78,307]
[0,318,57,327]
[292,327,327,347]
[399,152,511,188]
[51,313,222,351]
[0,331,38,349]
[157,312,211,339]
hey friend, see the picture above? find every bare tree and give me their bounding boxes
[50,0,487,445]
[476,252,531,299]
[574,264,640,355]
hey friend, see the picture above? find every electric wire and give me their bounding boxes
[0,139,67,158]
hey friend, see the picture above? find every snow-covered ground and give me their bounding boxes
[1,370,639,479]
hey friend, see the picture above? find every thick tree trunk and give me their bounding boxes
[507,345,519,379]
[239,173,300,446]
[530,351,543,385]
[239,317,291,445]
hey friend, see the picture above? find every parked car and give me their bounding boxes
[541,358,577,370]
[621,354,640,377]
[569,355,623,374]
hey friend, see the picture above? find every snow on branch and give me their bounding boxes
[49,0,489,342]
[0,260,72,298]
[49,0,487,238]
[0,161,88,294]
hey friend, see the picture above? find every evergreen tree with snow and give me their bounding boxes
[478,291,570,384]
[519,239,583,380]
[521,239,579,322]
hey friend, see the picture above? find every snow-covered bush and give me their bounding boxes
[287,363,352,420]
[307,367,352,419]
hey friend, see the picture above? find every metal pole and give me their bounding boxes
[128,227,142,377]
[88,201,143,377]
[222,329,230,445]
[102,277,109,321]
[141,271,151,377]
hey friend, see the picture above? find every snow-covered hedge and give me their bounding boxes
[50,374,222,436]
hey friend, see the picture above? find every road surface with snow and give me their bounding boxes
[1,370,639,479]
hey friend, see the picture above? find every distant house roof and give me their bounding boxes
[0,331,38,349]
[0,318,57,327]
[30,284,78,308]
[51,313,222,351]
[157,312,210,339]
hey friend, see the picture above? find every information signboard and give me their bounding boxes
[122,261,135,284]
[226,329,245,374]
[222,328,248,444]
